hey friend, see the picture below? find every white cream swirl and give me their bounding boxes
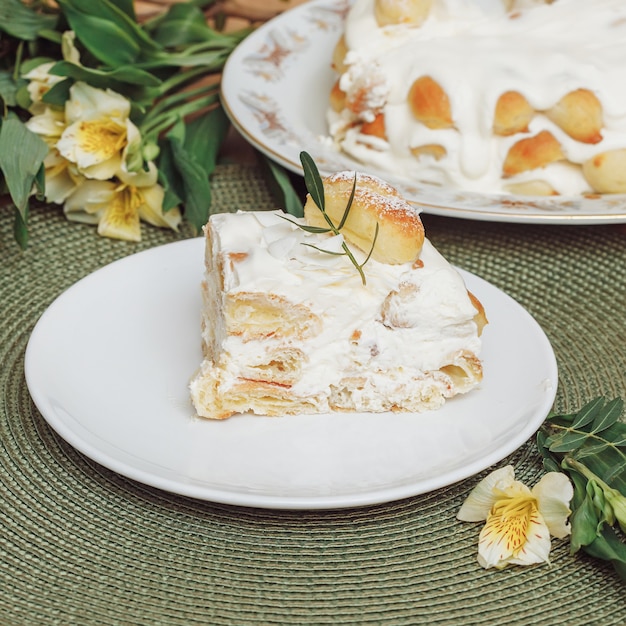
[328,0,626,195]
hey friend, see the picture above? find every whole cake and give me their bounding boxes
[189,167,487,420]
[327,0,626,196]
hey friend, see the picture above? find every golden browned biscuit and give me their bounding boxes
[582,149,626,193]
[374,0,433,26]
[467,291,488,336]
[410,144,448,161]
[502,130,564,176]
[546,88,603,144]
[408,76,454,129]
[329,79,346,113]
[304,172,425,264]
[332,35,348,74]
[503,180,559,196]
[360,112,387,139]
[493,91,534,136]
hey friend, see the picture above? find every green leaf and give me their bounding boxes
[612,435,626,447]
[569,491,601,553]
[108,0,136,21]
[163,120,212,232]
[13,205,28,250]
[49,60,161,90]
[337,173,356,230]
[258,155,304,218]
[590,397,623,434]
[0,70,18,107]
[549,430,590,453]
[603,459,626,485]
[138,47,234,70]
[574,441,611,459]
[41,77,72,107]
[571,396,606,429]
[301,151,325,212]
[65,13,141,66]
[57,0,160,57]
[538,397,626,580]
[149,3,228,47]
[0,117,48,214]
[302,243,346,257]
[0,0,58,40]
[183,106,229,175]
[542,457,561,473]
[581,525,626,582]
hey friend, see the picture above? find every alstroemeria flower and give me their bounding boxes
[42,150,86,205]
[25,103,66,144]
[24,62,65,114]
[457,465,573,570]
[63,162,181,242]
[56,82,141,181]
[24,32,80,114]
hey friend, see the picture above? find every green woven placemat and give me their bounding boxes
[1,163,625,626]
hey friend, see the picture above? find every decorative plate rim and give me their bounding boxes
[221,0,626,225]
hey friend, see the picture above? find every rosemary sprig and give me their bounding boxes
[283,151,378,285]
[536,397,626,581]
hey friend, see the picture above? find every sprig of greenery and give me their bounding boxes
[537,397,626,581]
[282,151,378,285]
[0,0,250,247]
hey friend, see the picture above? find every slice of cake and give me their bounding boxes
[189,161,487,419]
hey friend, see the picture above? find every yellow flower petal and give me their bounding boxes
[25,106,66,140]
[477,495,551,569]
[118,160,159,188]
[138,184,181,232]
[65,82,130,125]
[62,179,114,224]
[57,118,127,179]
[61,30,81,64]
[457,465,516,522]
[507,511,552,566]
[532,472,573,539]
[97,186,142,242]
[24,63,64,113]
[44,152,83,204]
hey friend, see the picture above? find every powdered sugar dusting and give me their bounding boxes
[323,170,423,234]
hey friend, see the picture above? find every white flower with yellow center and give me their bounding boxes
[457,465,573,569]
[24,62,65,114]
[25,105,83,204]
[24,32,81,114]
[63,161,181,242]
[25,103,66,144]
[56,82,140,181]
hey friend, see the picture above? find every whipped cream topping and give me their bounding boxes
[328,0,626,195]
[204,210,481,403]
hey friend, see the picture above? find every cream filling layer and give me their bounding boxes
[203,210,481,400]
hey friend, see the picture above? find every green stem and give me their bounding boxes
[564,457,617,495]
[156,64,217,96]
[138,48,232,71]
[140,92,220,138]
[13,41,25,81]
[549,422,626,456]
[142,82,219,126]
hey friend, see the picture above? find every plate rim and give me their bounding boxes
[220,0,626,225]
[24,238,558,510]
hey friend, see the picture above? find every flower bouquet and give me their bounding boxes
[0,0,251,247]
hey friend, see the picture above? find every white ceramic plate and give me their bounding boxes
[25,238,558,510]
[220,0,626,225]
